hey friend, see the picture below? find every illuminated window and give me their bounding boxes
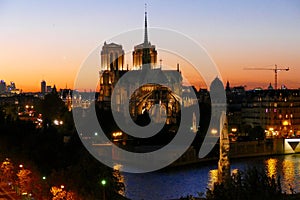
[258,97,262,102]
[282,120,289,126]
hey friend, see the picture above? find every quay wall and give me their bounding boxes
[172,138,300,167]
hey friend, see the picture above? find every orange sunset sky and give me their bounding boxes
[1,1,300,92]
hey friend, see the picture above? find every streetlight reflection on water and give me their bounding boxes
[266,158,278,178]
[265,157,296,192]
[123,155,300,199]
[208,157,298,192]
[282,159,295,191]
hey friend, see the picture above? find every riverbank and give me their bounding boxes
[171,138,300,168]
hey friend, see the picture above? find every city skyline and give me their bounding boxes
[1,0,300,92]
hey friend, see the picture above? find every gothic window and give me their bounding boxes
[115,52,119,71]
[110,52,114,71]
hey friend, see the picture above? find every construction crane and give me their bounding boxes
[244,64,289,90]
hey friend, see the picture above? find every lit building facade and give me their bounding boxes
[226,83,245,137]
[99,42,125,104]
[98,9,183,124]
[100,42,124,71]
[242,89,300,138]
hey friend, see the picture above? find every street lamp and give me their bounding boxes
[101,179,106,200]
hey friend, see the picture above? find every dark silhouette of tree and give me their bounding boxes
[36,93,67,127]
[249,126,265,141]
[0,99,127,199]
[206,167,283,200]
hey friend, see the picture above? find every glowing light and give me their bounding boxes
[282,159,295,190]
[266,158,277,178]
[113,164,123,171]
[283,120,289,126]
[101,179,106,186]
[211,129,218,135]
[53,120,59,125]
[231,128,237,132]
[112,131,123,137]
[53,119,63,126]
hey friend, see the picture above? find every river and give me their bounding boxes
[123,154,300,200]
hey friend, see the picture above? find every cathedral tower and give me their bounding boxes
[100,42,124,71]
[99,42,125,104]
[132,5,157,69]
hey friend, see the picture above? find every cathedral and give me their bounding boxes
[98,9,183,125]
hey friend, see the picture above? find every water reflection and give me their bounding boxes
[207,169,218,189]
[282,159,295,192]
[266,158,278,178]
[123,154,300,200]
[207,168,239,190]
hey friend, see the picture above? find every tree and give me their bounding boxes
[36,93,67,127]
[17,169,32,194]
[50,186,78,200]
[249,126,265,141]
[206,167,282,200]
[0,159,15,184]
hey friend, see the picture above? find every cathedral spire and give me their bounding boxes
[144,3,149,46]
